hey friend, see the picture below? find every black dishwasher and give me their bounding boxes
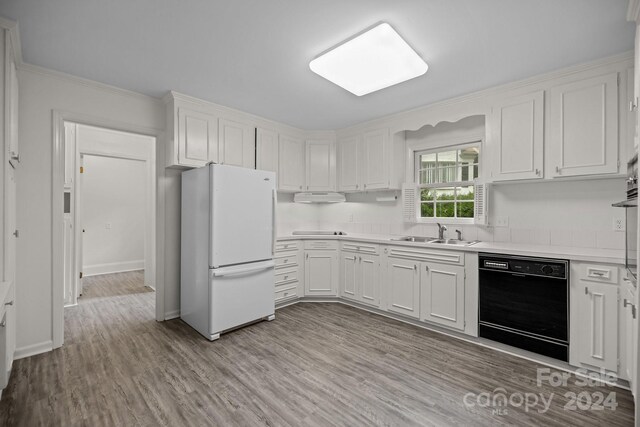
[479,253,569,361]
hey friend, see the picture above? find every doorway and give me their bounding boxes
[62,123,156,307]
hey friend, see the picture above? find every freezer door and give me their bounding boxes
[209,164,276,268]
[209,261,275,335]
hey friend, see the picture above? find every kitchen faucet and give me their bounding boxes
[437,223,447,240]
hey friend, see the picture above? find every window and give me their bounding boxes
[415,144,480,220]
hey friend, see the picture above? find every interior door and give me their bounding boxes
[210,164,275,268]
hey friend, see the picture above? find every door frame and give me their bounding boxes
[52,110,166,349]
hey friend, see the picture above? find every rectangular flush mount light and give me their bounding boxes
[309,23,428,96]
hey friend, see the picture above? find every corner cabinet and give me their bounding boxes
[305,139,336,191]
[489,90,544,181]
[278,134,305,192]
[548,72,619,178]
[304,240,338,296]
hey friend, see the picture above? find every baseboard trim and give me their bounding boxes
[14,340,53,360]
[277,298,630,391]
[164,310,180,320]
[84,261,144,277]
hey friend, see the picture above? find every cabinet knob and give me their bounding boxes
[5,300,13,306]
[414,264,417,271]
[584,286,589,295]
[535,169,540,176]
[425,265,429,272]
[555,166,561,174]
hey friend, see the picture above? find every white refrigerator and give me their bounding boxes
[181,163,277,340]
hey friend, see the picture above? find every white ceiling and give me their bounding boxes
[0,0,635,130]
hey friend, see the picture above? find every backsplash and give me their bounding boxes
[277,177,627,251]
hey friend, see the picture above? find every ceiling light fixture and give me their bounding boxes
[309,22,428,96]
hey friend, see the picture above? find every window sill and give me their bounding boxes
[416,218,476,225]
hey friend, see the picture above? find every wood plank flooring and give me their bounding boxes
[0,271,634,426]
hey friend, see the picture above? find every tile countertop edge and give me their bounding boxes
[276,234,625,265]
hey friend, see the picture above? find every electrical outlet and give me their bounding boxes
[494,216,509,228]
[613,217,625,232]
[348,214,354,223]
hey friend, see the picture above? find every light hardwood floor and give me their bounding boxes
[0,271,634,426]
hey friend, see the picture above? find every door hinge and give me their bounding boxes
[80,166,84,174]
[79,272,83,279]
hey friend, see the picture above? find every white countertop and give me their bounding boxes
[277,233,624,264]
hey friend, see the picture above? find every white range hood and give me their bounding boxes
[293,192,346,203]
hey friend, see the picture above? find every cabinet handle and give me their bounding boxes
[384,248,388,254]
[299,185,302,190]
[306,253,309,259]
[535,169,540,176]
[5,301,13,306]
[425,265,429,272]
[364,184,367,189]
[626,299,638,318]
[0,319,4,327]
[584,286,589,295]
[12,230,18,238]
[359,256,362,262]
[414,264,417,271]
[284,259,288,263]
[356,184,359,189]
[555,166,561,174]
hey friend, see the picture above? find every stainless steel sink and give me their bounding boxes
[391,236,436,243]
[429,239,479,246]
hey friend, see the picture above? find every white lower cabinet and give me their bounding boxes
[339,242,381,307]
[386,258,420,318]
[304,241,338,296]
[570,262,620,374]
[622,279,636,393]
[274,241,302,304]
[420,262,465,331]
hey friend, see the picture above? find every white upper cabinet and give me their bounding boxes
[362,128,390,190]
[305,139,335,191]
[279,134,305,192]
[548,72,619,178]
[176,107,218,167]
[256,128,279,176]
[337,135,360,191]
[490,91,544,181]
[218,118,255,169]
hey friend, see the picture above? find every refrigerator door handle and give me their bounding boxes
[212,260,275,278]
[272,189,278,256]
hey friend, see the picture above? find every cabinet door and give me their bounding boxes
[340,253,358,301]
[359,254,380,307]
[337,136,360,191]
[386,258,420,318]
[256,128,279,176]
[420,262,464,330]
[305,250,338,296]
[362,129,389,190]
[305,139,335,191]
[219,119,255,169]
[6,36,18,161]
[549,73,619,178]
[491,91,544,181]
[576,280,618,371]
[278,135,305,191]
[177,108,218,167]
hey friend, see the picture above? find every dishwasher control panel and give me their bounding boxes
[481,254,567,279]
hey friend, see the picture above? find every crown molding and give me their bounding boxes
[19,62,163,105]
[628,0,640,22]
[337,50,634,134]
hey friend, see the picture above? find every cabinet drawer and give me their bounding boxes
[275,269,298,285]
[275,285,298,302]
[275,255,298,269]
[341,241,379,255]
[304,240,339,250]
[275,241,299,252]
[388,246,464,266]
[576,263,619,284]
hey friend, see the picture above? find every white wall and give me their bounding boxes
[81,155,146,276]
[15,65,167,357]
